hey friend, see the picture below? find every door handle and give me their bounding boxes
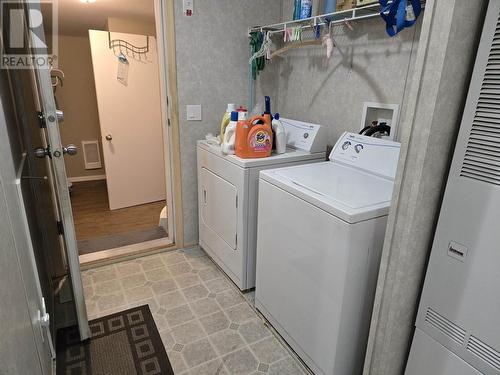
[34,146,51,159]
[105,134,113,141]
[63,144,77,156]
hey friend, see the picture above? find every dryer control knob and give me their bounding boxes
[355,144,364,153]
[342,141,351,150]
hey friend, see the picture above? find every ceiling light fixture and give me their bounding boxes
[80,0,96,4]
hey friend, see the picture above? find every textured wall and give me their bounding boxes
[57,34,105,179]
[174,0,283,245]
[274,0,422,145]
[363,1,486,374]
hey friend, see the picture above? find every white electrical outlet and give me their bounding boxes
[187,105,201,121]
[183,0,193,16]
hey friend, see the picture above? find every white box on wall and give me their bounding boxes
[82,140,102,170]
[360,102,400,141]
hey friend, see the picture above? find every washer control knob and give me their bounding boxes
[355,144,364,153]
[342,141,351,150]
[303,133,309,139]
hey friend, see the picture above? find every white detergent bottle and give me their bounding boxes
[221,111,239,155]
[272,113,286,154]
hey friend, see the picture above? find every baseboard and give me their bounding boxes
[68,175,106,183]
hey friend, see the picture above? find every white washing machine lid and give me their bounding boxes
[197,140,325,168]
[261,162,395,223]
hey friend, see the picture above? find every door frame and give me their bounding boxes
[79,0,184,267]
[154,0,184,249]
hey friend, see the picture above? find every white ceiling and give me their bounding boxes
[44,0,155,36]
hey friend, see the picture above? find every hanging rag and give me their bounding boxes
[379,0,421,37]
[250,32,266,80]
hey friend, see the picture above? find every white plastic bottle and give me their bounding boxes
[220,103,237,142]
[221,111,239,155]
[272,113,286,154]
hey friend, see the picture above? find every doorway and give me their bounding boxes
[44,0,175,264]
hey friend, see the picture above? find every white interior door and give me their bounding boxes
[89,30,166,210]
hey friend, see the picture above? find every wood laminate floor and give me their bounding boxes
[71,180,166,242]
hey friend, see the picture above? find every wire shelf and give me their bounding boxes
[249,1,425,36]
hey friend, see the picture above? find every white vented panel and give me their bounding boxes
[467,336,500,371]
[424,308,466,345]
[461,18,500,186]
[82,141,102,170]
[409,3,500,375]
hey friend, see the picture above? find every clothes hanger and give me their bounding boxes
[270,39,323,59]
[249,31,272,63]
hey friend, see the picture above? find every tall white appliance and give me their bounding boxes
[406,2,500,375]
[197,119,327,290]
[255,133,401,375]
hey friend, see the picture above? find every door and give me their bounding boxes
[0,174,50,375]
[26,1,90,340]
[89,30,166,210]
[0,70,54,374]
[200,168,238,249]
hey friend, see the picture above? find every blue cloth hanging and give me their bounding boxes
[379,0,421,37]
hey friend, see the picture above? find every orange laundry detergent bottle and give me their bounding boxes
[235,113,273,158]
[235,96,274,159]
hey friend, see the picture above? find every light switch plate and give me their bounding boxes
[187,105,202,121]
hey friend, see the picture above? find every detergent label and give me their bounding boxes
[250,130,272,153]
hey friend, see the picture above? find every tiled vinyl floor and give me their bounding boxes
[82,247,309,375]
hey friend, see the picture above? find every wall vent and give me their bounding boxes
[82,141,102,170]
[467,335,500,371]
[460,28,500,186]
[424,307,466,345]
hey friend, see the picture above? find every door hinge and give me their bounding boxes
[167,118,171,127]
[166,96,169,107]
[236,196,238,208]
[37,112,46,128]
[235,234,238,247]
[56,220,64,235]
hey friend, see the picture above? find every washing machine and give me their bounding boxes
[197,118,327,290]
[255,132,401,375]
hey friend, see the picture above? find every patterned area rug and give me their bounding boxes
[57,305,174,375]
